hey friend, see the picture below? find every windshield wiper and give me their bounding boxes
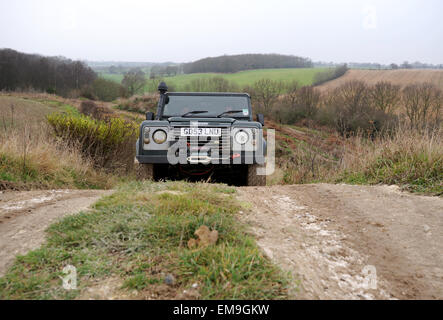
[217,110,244,118]
[181,110,209,117]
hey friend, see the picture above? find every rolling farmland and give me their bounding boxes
[100,68,329,92]
[317,69,443,92]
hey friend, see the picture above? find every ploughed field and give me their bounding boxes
[317,69,443,92]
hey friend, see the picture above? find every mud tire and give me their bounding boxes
[247,164,266,186]
[135,160,154,181]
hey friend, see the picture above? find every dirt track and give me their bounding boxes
[0,189,111,276]
[0,184,442,300]
[238,184,443,300]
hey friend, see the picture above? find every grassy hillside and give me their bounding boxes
[317,69,443,92]
[266,120,442,195]
[0,94,116,190]
[101,68,329,92]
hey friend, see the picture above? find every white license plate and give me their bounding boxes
[181,128,221,137]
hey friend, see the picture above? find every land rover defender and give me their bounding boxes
[135,82,266,186]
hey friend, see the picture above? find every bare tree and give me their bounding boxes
[122,70,146,96]
[277,85,320,124]
[403,83,442,129]
[369,81,400,114]
[297,86,321,119]
[328,80,371,135]
[283,81,298,106]
[252,79,284,113]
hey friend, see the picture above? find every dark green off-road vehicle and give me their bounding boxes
[135,82,267,186]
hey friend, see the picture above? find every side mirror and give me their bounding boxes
[146,112,154,120]
[256,114,265,126]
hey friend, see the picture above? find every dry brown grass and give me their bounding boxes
[269,120,442,194]
[0,125,115,190]
[337,126,443,194]
[318,69,443,92]
[0,95,116,190]
[342,127,442,170]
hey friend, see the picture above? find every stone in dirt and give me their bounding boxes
[165,273,176,286]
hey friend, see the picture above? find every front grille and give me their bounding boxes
[171,127,231,155]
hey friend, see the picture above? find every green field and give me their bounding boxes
[100,68,329,92]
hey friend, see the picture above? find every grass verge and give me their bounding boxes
[336,128,443,195]
[0,181,289,299]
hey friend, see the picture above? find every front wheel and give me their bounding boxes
[246,164,266,186]
[135,160,154,181]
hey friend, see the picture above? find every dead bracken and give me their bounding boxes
[187,225,219,249]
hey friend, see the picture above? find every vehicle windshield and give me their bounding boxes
[162,95,250,118]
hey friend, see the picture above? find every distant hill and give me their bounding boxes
[182,54,313,74]
[86,61,177,68]
[317,69,443,91]
[87,61,179,75]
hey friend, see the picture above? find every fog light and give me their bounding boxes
[143,127,150,144]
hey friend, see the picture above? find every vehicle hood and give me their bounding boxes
[167,117,237,125]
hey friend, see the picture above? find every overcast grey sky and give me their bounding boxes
[1,0,442,64]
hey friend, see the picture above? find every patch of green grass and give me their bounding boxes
[0,246,113,299]
[0,181,289,299]
[36,99,80,115]
[99,73,124,83]
[0,152,111,190]
[337,150,443,195]
[166,68,327,89]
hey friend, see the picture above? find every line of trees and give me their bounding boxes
[312,64,348,85]
[150,65,180,78]
[249,79,442,135]
[182,54,313,74]
[0,49,96,97]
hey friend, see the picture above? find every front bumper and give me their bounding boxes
[136,151,265,165]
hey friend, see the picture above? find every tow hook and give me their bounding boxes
[187,155,211,165]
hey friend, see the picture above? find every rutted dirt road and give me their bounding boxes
[238,184,443,300]
[0,184,442,300]
[0,189,112,276]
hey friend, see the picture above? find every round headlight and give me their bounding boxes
[153,129,167,144]
[234,130,249,145]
